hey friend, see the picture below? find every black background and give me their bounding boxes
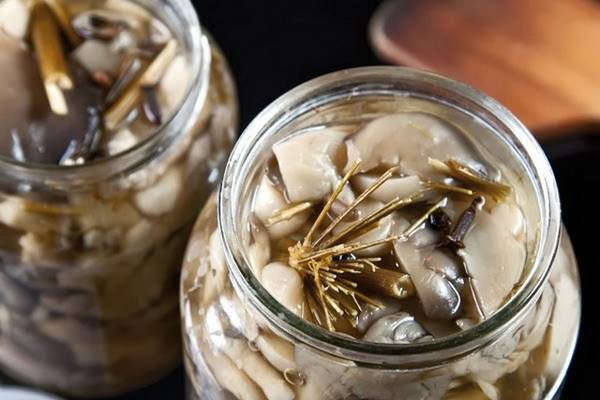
[113,0,596,398]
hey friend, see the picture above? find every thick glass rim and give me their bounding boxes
[0,0,209,185]
[219,66,561,366]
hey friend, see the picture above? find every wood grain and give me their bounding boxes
[370,0,600,136]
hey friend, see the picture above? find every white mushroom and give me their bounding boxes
[104,0,153,20]
[134,167,182,217]
[253,176,309,239]
[261,262,305,316]
[0,198,60,234]
[219,290,259,342]
[158,54,190,115]
[203,347,266,400]
[294,346,350,400]
[247,219,271,274]
[72,40,124,76]
[458,204,526,318]
[123,219,156,254]
[106,128,139,156]
[0,0,29,39]
[351,174,423,203]
[255,333,296,372]
[222,339,295,400]
[76,197,141,231]
[344,112,477,176]
[273,128,350,203]
[489,201,525,239]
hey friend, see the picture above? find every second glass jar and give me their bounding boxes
[0,0,237,396]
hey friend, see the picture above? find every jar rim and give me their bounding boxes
[0,0,210,186]
[219,66,562,366]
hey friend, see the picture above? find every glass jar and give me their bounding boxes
[0,0,237,397]
[180,67,580,400]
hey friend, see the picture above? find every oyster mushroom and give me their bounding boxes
[273,128,351,203]
[261,262,305,316]
[458,205,526,318]
[393,219,461,320]
[355,298,401,333]
[332,199,394,256]
[423,249,463,283]
[253,176,310,239]
[351,174,423,203]
[344,112,477,176]
[363,312,428,344]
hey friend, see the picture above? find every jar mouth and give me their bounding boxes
[0,0,209,186]
[219,66,562,366]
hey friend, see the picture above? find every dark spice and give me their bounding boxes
[428,209,452,232]
[72,11,125,40]
[445,196,484,249]
[91,70,113,88]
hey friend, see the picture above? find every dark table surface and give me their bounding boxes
[34,1,600,398]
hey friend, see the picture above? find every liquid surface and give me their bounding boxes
[245,112,527,341]
[0,0,189,165]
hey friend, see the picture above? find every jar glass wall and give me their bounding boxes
[180,67,580,400]
[0,0,237,396]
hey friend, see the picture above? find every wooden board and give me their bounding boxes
[370,0,600,136]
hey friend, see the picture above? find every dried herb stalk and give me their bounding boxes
[429,158,511,199]
[267,201,313,227]
[44,0,83,46]
[104,39,177,129]
[287,160,421,331]
[30,0,73,115]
